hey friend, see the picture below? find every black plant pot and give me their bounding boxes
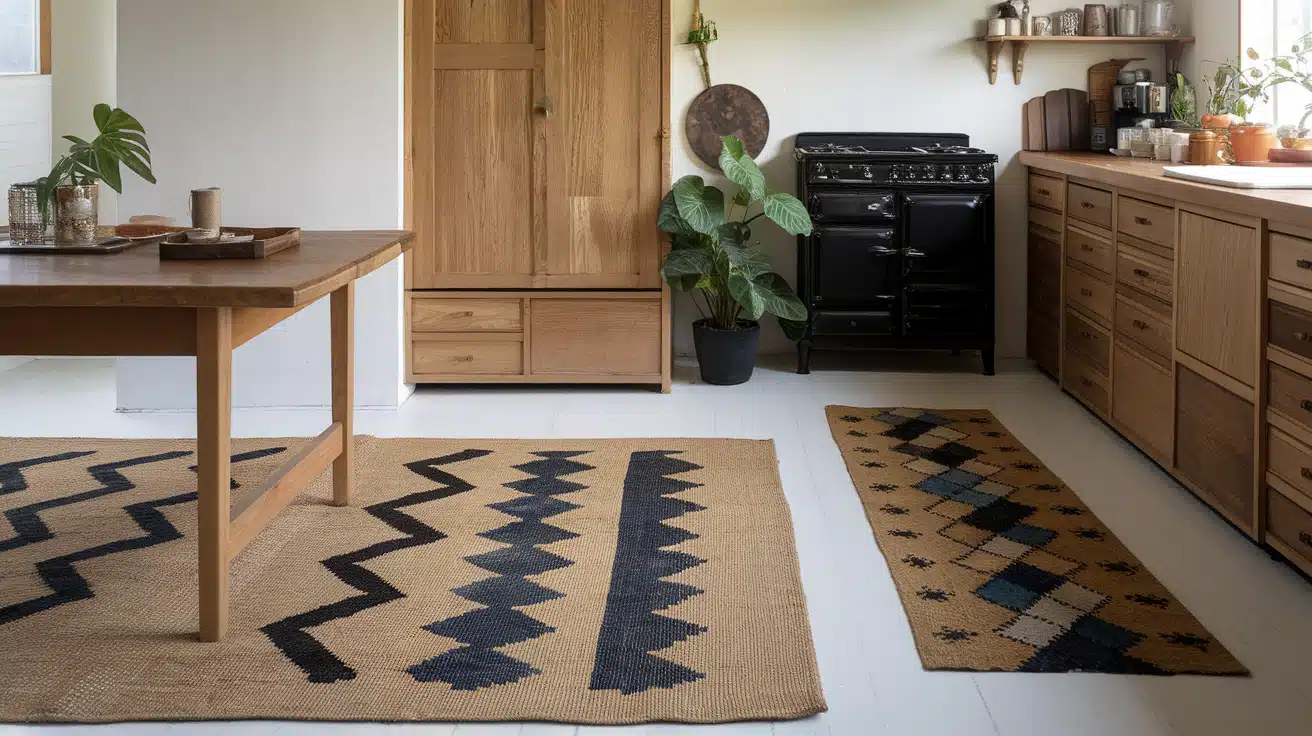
[693,319,761,386]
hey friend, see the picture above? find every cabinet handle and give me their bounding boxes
[452,311,474,318]
[1081,243,1095,252]
[1080,201,1095,210]
[1296,332,1312,343]
[1132,319,1150,330]
[1298,259,1312,270]
[1079,377,1093,387]
[1302,468,1312,481]
[454,355,475,363]
[1133,268,1151,279]
[1301,532,1312,548]
[1080,288,1093,297]
[869,245,895,255]
[1079,330,1093,339]
[533,96,554,118]
[1301,399,1312,412]
[1036,188,1052,196]
[1134,216,1152,226]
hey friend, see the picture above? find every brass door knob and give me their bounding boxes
[533,97,554,118]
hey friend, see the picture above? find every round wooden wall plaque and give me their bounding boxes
[685,84,770,170]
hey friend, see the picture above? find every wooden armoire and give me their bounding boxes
[404,0,671,391]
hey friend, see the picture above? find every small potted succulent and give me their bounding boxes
[658,136,812,385]
[37,104,155,242]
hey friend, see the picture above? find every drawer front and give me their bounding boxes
[1029,313,1059,378]
[1064,350,1110,415]
[1065,308,1110,375]
[1268,427,1312,497]
[1175,365,1256,529]
[1268,361,1312,434]
[1067,183,1113,228]
[412,298,523,332]
[1113,344,1174,460]
[1029,173,1065,212]
[1065,265,1113,322]
[814,311,896,336]
[1267,488,1312,568]
[1269,300,1312,363]
[1029,268,1061,320]
[1268,231,1312,292]
[530,299,662,376]
[1117,248,1174,304]
[1066,226,1113,275]
[1115,296,1172,364]
[1029,206,1063,235]
[1118,196,1175,247]
[412,340,524,375]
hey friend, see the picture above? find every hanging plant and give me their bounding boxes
[684,2,718,90]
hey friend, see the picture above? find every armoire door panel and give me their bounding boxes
[434,0,533,44]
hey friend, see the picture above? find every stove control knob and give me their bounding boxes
[862,165,873,179]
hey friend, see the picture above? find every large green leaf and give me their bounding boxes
[93,103,112,132]
[672,175,724,235]
[728,271,766,320]
[752,272,808,321]
[763,192,814,236]
[657,190,693,234]
[721,242,771,279]
[104,107,146,134]
[778,317,809,342]
[660,248,714,291]
[95,144,123,193]
[716,222,750,248]
[719,135,767,201]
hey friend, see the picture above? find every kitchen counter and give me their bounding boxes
[1019,151,1312,230]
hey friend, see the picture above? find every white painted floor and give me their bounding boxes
[2,355,1311,736]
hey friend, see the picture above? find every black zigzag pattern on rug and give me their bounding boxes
[590,450,708,694]
[0,448,286,627]
[0,451,98,497]
[262,448,492,684]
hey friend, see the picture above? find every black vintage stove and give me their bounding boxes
[794,132,997,375]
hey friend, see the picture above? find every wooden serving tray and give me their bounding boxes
[159,227,302,260]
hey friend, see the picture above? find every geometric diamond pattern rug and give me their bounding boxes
[0,436,824,724]
[827,407,1247,676]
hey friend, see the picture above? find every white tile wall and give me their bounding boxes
[0,73,51,225]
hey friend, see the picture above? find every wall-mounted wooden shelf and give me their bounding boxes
[980,35,1195,85]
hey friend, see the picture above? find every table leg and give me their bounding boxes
[331,281,355,507]
[196,307,233,642]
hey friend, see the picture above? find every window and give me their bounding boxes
[1242,0,1312,128]
[0,0,39,75]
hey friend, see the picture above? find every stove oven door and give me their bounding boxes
[899,192,990,284]
[808,192,896,226]
[902,284,985,337]
[808,226,900,312]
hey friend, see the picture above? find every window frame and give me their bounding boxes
[1240,0,1312,128]
[0,0,49,77]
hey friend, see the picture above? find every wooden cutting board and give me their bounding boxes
[1044,89,1071,152]
[1023,96,1047,151]
[1067,89,1091,151]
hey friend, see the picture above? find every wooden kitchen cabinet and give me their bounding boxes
[1176,364,1256,532]
[1177,211,1259,387]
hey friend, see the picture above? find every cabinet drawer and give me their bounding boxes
[1115,295,1172,365]
[1268,488,1312,569]
[1117,247,1174,304]
[1118,196,1175,247]
[1175,365,1255,530]
[814,311,896,336]
[1065,308,1110,375]
[1269,299,1312,363]
[1113,344,1174,461]
[1268,231,1312,292]
[1030,173,1065,212]
[1065,265,1113,323]
[1064,350,1110,415]
[1029,313,1059,378]
[530,298,662,376]
[412,298,522,332]
[1067,183,1113,228]
[1029,206,1063,236]
[1067,226,1113,275]
[412,340,524,376]
[1268,427,1312,498]
[1268,361,1312,434]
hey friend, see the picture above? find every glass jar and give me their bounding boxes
[1143,0,1176,37]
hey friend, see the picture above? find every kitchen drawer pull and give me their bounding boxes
[454,355,475,363]
[1302,467,1312,482]
[1132,319,1150,330]
[1298,259,1312,270]
[1080,244,1095,252]
[1301,399,1312,412]
[1133,268,1152,279]
[1036,188,1052,196]
[1301,532,1312,548]
[869,245,896,255]
[451,311,474,318]
[1080,201,1095,210]
[1296,332,1312,343]
[1134,216,1152,226]
[1079,330,1093,339]
[1079,377,1093,387]
[1080,288,1094,297]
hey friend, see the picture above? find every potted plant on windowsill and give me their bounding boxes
[659,135,812,385]
[37,104,156,242]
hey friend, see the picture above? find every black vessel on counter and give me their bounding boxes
[794,132,998,375]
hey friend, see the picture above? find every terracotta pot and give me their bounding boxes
[1229,123,1277,164]
[1201,113,1237,129]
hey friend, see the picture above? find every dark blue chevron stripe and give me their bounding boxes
[0,451,98,497]
[589,450,707,694]
[0,447,286,627]
[262,448,492,684]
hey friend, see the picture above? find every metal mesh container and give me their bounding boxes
[7,182,45,243]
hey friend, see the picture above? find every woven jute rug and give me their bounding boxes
[827,407,1247,676]
[0,436,824,724]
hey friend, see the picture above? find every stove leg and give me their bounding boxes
[797,341,813,375]
[982,348,996,376]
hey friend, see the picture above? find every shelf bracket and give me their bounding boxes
[987,40,1004,85]
[1012,40,1030,85]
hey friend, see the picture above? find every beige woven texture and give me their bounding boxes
[827,407,1247,676]
[0,437,825,724]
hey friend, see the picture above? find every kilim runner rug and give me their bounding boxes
[826,407,1247,676]
[0,437,824,724]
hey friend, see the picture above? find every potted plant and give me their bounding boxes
[658,135,812,385]
[37,103,156,242]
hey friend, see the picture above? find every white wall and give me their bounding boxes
[668,0,1178,360]
[114,0,408,410]
[0,74,51,226]
[1183,0,1239,86]
[51,0,118,224]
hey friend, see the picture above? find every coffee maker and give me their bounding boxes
[1114,81,1171,130]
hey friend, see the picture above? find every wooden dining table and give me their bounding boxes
[0,230,413,641]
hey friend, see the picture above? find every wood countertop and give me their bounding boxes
[1019,152,1312,230]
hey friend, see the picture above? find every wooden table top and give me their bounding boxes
[0,230,414,308]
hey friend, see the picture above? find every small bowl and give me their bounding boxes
[1280,137,1312,150]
